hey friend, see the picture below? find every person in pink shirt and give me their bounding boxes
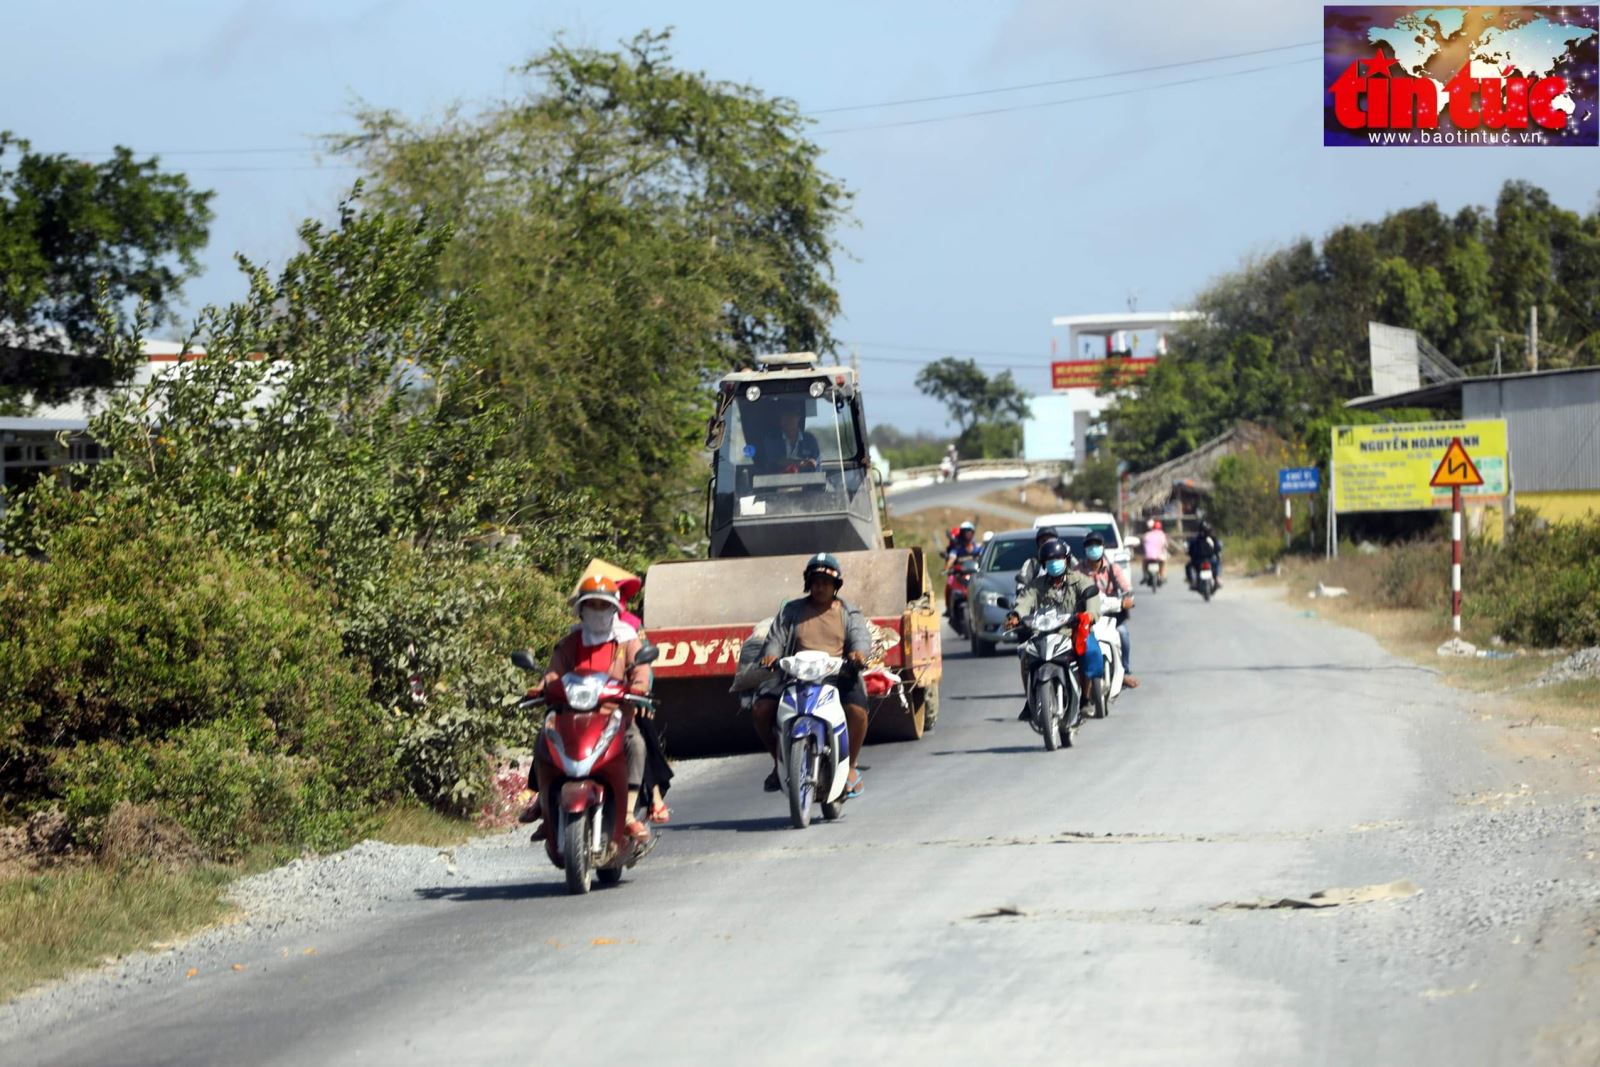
[1140,519,1169,584]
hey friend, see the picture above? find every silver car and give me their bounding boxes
[966,530,1038,658]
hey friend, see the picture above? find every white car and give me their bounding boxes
[1033,511,1135,571]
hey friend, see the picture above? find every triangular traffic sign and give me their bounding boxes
[1430,437,1484,488]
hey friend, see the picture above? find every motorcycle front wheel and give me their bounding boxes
[1040,682,1061,752]
[562,810,594,895]
[787,739,815,829]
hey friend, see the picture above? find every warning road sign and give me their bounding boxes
[1429,438,1484,489]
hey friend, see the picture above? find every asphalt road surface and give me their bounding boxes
[885,474,1026,517]
[8,579,1599,1065]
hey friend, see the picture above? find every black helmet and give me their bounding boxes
[1083,531,1105,548]
[1040,539,1070,562]
[1034,525,1058,546]
[803,551,843,589]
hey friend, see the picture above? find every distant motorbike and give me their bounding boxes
[1191,560,1217,602]
[938,455,959,483]
[1017,607,1089,751]
[773,650,852,829]
[1141,559,1165,592]
[945,557,978,638]
[513,646,660,895]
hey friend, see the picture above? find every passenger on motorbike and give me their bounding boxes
[1014,525,1060,593]
[526,576,654,843]
[1186,521,1224,589]
[1007,539,1103,720]
[754,553,872,797]
[1141,520,1168,582]
[1079,531,1139,689]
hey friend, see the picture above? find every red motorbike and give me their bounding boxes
[945,557,978,638]
[512,647,660,895]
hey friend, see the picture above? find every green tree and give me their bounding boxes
[913,356,1031,458]
[0,133,212,354]
[336,31,851,539]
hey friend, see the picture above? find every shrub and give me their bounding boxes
[0,509,392,858]
[1474,513,1600,647]
[1209,452,1283,540]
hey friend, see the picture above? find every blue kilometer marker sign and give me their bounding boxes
[1279,467,1321,495]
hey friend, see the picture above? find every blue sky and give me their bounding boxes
[5,1,1599,433]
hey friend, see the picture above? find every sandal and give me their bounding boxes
[845,771,864,799]
[625,817,651,841]
[648,801,672,825]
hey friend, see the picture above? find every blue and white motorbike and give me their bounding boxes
[774,650,851,829]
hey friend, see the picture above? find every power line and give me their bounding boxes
[816,55,1321,135]
[809,40,1320,115]
[47,39,1319,165]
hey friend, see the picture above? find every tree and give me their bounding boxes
[913,356,1031,457]
[335,31,851,539]
[0,132,212,354]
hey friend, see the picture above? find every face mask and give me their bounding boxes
[1086,545,1104,562]
[1045,558,1067,578]
[580,605,617,643]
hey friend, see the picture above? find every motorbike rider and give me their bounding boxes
[946,520,979,565]
[754,553,872,797]
[1186,521,1224,589]
[1079,531,1139,690]
[1141,519,1168,583]
[1006,539,1103,720]
[527,576,654,843]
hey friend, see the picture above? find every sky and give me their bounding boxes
[5,0,1600,434]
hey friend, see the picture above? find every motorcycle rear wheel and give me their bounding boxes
[562,811,594,895]
[1201,580,1213,602]
[787,740,814,829]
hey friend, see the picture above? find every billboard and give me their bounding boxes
[1051,357,1157,391]
[1331,420,1508,512]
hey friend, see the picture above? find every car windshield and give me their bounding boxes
[984,538,1036,572]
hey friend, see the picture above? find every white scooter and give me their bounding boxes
[1090,608,1126,719]
[773,650,851,829]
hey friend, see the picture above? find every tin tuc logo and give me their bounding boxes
[1324,6,1600,146]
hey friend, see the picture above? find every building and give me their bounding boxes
[1346,365,1600,524]
[1023,311,1203,464]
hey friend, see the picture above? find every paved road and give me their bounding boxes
[885,475,1027,518]
[9,581,1599,1065]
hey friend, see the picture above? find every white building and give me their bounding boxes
[1023,311,1203,463]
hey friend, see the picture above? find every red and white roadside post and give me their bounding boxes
[1284,495,1293,550]
[1430,438,1483,637]
[1450,485,1463,633]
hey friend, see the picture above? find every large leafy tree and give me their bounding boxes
[914,356,1031,457]
[0,132,212,352]
[335,31,851,538]
[1110,179,1600,470]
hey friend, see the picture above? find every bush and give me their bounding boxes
[1209,452,1282,540]
[1474,513,1600,647]
[0,509,393,858]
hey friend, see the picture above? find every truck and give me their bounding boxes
[642,352,943,757]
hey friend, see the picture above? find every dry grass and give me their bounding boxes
[1269,554,1599,731]
[0,862,233,1002]
[976,482,1065,517]
[364,802,478,848]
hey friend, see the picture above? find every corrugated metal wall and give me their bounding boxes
[1463,369,1600,493]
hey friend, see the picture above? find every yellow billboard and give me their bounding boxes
[1331,420,1508,513]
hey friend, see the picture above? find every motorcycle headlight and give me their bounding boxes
[561,673,606,711]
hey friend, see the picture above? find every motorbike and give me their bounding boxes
[512,645,660,895]
[1191,559,1217,602]
[937,455,959,483]
[945,557,979,638]
[1017,607,1089,751]
[772,650,853,829]
[1141,558,1165,592]
[1089,609,1126,718]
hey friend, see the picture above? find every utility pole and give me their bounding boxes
[1493,337,1502,376]
[1529,306,1539,373]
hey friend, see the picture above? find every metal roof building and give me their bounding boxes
[1347,365,1600,523]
